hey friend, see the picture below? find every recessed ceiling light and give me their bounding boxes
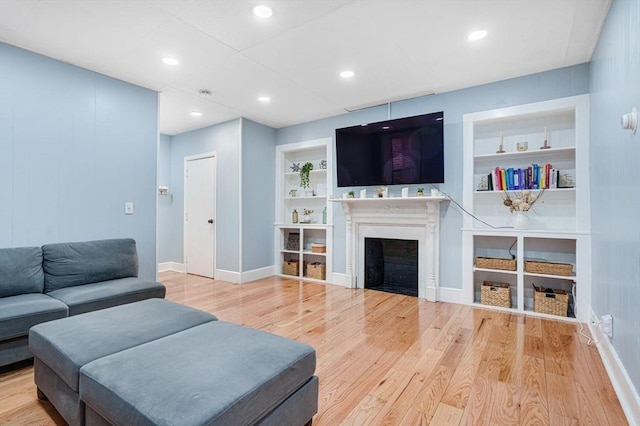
[468,30,488,41]
[253,5,273,18]
[340,70,355,79]
[190,111,202,117]
[258,96,271,103]
[162,57,179,66]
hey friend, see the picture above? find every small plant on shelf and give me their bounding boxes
[502,190,544,212]
[348,191,355,198]
[417,187,424,196]
[299,162,314,189]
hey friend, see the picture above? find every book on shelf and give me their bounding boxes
[483,163,560,191]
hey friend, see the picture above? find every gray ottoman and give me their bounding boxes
[29,299,218,426]
[80,321,318,426]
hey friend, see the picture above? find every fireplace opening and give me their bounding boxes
[364,238,418,297]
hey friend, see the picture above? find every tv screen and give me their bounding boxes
[335,112,444,187]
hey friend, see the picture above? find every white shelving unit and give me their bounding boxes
[275,138,332,283]
[461,95,591,322]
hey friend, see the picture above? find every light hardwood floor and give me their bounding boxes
[0,272,628,425]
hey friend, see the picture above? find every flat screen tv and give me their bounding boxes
[335,112,444,187]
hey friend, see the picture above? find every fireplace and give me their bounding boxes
[365,238,418,296]
[334,197,443,301]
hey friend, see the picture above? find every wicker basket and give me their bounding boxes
[475,257,516,271]
[481,281,511,308]
[533,285,569,316]
[525,261,573,276]
[283,260,299,277]
[311,243,326,253]
[307,262,326,280]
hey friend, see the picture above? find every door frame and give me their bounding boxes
[183,152,217,277]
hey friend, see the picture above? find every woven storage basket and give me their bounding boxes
[475,257,516,271]
[525,261,573,276]
[307,262,326,280]
[311,243,326,253]
[283,260,299,276]
[481,281,511,308]
[533,285,569,316]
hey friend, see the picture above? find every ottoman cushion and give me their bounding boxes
[80,321,316,426]
[29,299,217,392]
[46,277,166,315]
[0,294,68,340]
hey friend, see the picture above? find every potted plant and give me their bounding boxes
[288,189,297,198]
[375,186,387,198]
[417,187,424,196]
[348,191,355,198]
[299,162,314,189]
[301,209,314,223]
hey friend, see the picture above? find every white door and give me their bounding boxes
[185,154,216,278]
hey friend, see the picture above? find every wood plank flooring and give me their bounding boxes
[0,272,628,425]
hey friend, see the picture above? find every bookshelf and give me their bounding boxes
[461,95,591,322]
[275,138,332,283]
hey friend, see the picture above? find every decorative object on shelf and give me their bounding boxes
[311,243,326,253]
[319,159,328,169]
[286,232,300,250]
[322,206,326,224]
[304,189,315,197]
[289,189,297,197]
[477,177,489,191]
[512,212,530,230]
[291,209,298,224]
[496,131,505,153]
[533,284,569,317]
[525,260,573,276]
[621,106,638,134]
[347,191,355,198]
[283,260,299,276]
[301,209,313,223]
[540,126,551,149]
[481,281,511,308]
[401,187,409,197]
[416,187,424,196]
[306,262,326,280]
[430,188,441,197]
[290,162,300,172]
[376,186,388,198]
[516,142,528,152]
[502,190,544,213]
[299,162,314,189]
[360,189,367,198]
[558,173,574,188]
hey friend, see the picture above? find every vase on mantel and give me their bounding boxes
[512,212,530,230]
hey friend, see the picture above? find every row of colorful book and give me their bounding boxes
[485,164,559,191]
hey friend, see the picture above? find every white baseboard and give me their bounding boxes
[329,273,352,288]
[438,287,463,304]
[588,308,640,425]
[240,265,276,284]
[158,262,185,273]
[215,269,241,284]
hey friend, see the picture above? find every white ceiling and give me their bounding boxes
[0,0,611,135]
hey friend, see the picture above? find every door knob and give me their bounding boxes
[207,219,214,224]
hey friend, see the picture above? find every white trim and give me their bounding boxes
[438,287,463,304]
[158,262,185,273]
[215,269,241,284]
[329,273,350,287]
[240,265,275,284]
[589,309,640,425]
[238,119,244,276]
[183,152,217,278]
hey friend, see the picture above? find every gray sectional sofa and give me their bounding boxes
[0,238,166,367]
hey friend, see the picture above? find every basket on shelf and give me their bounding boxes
[525,261,573,276]
[283,260,299,277]
[311,243,326,253]
[533,284,569,317]
[475,257,516,271]
[480,281,511,308]
[306,262,326,280]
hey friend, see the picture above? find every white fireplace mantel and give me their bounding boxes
[330,196,446,301]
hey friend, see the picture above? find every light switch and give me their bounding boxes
[125,202,134,215]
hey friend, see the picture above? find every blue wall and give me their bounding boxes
[276,64,590,289]
[164,119,242,272]
[589,0,640,397]
[0,43,158,280]
[157,133,173,263]
[241,119,276,272]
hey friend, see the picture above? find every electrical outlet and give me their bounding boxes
[600,314,613,339]
[124,202,134,215]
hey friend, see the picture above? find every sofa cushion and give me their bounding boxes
[0,246,44,297]
[0,294,68,340]
[45,277,166,316]
[29,298,217,392]
[42,238,138,292]
[79,321,316,426]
